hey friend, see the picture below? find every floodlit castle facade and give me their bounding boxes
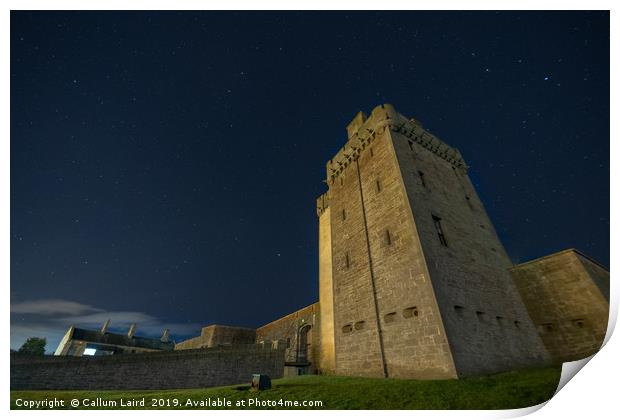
[317,104,550,378]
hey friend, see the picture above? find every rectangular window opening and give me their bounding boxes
[403,306,419,318]
[384,312,397,324]
[385,229,392,246]
[342,208,346,221]
[376,179,381,193]
[345,252,350,270]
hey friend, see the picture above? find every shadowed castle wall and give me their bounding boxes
[389,123,550,376]
[510,249,609,363]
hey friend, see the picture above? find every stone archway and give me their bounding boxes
[297,324,312,363]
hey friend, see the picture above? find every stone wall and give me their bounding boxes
[174,325,256,350]
[317,203,336,374]
[510,249,609,363]
[256,303,320,373]
[11,344,285,390]
[389,122,550,376]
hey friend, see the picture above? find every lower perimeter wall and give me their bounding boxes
[11,344,285,390]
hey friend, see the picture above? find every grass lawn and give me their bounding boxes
[11,366,561,410]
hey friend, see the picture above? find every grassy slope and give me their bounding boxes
[11,366,561,410]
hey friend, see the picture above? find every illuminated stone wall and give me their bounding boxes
[510,249,609,363]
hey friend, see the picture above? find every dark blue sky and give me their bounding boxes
[10,11,609,350]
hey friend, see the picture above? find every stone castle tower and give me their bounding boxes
[317,104,550,379]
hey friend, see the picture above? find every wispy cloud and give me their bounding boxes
[59,311,159,327]
[10,299,201,353]
[11,299,103,316]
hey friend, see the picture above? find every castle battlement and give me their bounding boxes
[325,104,467,184]
[316,191,330,217]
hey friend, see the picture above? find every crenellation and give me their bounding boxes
[328,105,466,185]
[316,191,330,217]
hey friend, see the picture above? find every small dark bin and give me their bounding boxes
[250,374,271,391]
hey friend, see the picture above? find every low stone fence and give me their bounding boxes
[11,344,285,390]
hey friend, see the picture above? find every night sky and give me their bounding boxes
[10,11,609,351]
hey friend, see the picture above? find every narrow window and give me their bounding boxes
[403,306,419,318]
[418,171,426,188]
[286,337,291,348]
[514,321,521,329]
[342,208,346,221]
[340,177,343,186]
[354,321,365,330]
[384,312,397,324]
[370,147,374,157]
[342,324,353,334]
[476,311,486,322]
[385,229,392,246]
[376,179,381,193]
[432,215,448,247]
[454,305,465,316]
[345,252,350,269]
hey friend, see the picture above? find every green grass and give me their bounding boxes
[11,366,561,410]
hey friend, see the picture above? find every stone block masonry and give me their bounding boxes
[256,303,320,373]
[510,249,609,364]
[11,344,285,390]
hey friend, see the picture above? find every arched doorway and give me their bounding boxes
[297,324,312,364]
